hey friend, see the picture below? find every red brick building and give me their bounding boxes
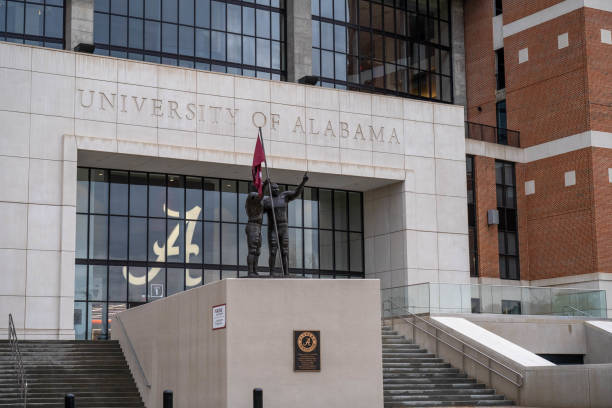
[463,0,612,300]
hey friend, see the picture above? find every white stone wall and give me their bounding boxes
[0,42,467,337]
[364,101,469,290]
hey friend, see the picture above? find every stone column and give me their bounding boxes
[64,0,94,51]
[286,0,313,83]
[451,0,467,109]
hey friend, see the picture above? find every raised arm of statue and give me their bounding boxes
[284,173,309,202]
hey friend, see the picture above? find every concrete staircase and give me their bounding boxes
[382,325,514,407]
[0,340,144,407]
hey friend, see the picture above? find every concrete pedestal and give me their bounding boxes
[112,278,383,408]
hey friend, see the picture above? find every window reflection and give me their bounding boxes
[75,167,364,338]
[1,0,64,48]
[312,0,452,102]
[93,0,285,79]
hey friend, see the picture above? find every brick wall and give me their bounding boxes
[505,9,589,147]
[464,0,497,126]
[592,148,612,273]
[502,0,565,24]
[474,156,500,278]
[585,8,612,133]
[522,148,596,280]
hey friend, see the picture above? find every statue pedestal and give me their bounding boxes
[113,278,384,408]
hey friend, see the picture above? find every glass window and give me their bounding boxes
[92,0,286,79]
[75,168,364,338]
[2,1,63,47]
[496,160,519,280]
[311,0,451,102]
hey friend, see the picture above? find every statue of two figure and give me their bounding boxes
[245,173,309,277]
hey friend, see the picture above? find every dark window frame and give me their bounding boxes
[495,48,505,90]
[496,160,519,280]
[92,0,287,80]
[75,166,365,339]
[311,0,453,103]
[0,0,65,49]
[466,155,478,277]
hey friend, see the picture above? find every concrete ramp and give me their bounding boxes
[431,316,554,367]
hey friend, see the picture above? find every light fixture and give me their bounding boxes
[298,75,319,86]
[74,43,95,53]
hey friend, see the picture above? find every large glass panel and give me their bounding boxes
[348,191,362,231]
[89,215,108,259]
[349,232,362,272]
[129,218,147,260]
[25,3,44,36]
[289,227,303,268]
[109,266,127,302]
[148,218,166,262]
[167,219,184,262]
[90,169,109,214]
[128,266,146,302]
[204,222,220,263]
[88,302,107,340]
[221,180,237,222]
[109,216,128,260]
[88,265,107,301]
[148,267,165,301]
[335,231,348,271]
[304,229,319,269]
[167,268,184,295]
[334,191,347,230]
[319,189,332,229]
[110,171,128,215]
[149,174,166,218]
[222,223,237,265]
[320,230,333,270]
[74,302,86,339]
[75,265,87,300]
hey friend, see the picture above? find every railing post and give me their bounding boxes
[434,328,438,355]
[462,343,465,371]
[65,394,75,408]
[163,390,173,408]
[488,358,492,386]
[253,388,263,408]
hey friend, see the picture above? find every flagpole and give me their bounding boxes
[257,127,287,276]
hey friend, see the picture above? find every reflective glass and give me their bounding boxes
[167,268,184,295]
[109,216,128,260]
[89,215,108,260]
[75,265,87,301]
[211,1,226,31]
[109,266,127,301]
[256,9,269,38]
[256,38,270,68]
[88,266,107,301]
[76,167,364,338]
[227,3,241,33]
[128,266,146,302]
[196,0,210,27]
[6,1,24,33]
[25,4,44,36]
[222,223,237,265]
[211,30,226,60]
[129,18,144,48]
[179,25,195,56]
[162,23,178,53]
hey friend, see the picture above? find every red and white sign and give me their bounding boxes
[212,304,226,330]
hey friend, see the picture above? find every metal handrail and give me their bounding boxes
[114,315,151,388]
[8,314,27,407]
[562,305,590,317]
[465,121,521,147]
[383,301,523,389]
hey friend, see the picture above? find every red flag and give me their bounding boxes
[252,135,266,197]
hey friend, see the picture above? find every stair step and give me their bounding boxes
[0,340,143,408]
[381,327,514,407]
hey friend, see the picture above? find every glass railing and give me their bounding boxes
[382,283,607,318]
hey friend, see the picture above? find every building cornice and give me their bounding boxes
[466,131,612,163]
[503,0,612,38]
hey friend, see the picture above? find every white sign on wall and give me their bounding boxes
[212,304,226,330]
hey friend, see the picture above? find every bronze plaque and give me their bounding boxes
[294,330,320,372]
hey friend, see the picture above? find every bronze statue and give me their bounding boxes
[245,181,268,277]
[263,173,309,276]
